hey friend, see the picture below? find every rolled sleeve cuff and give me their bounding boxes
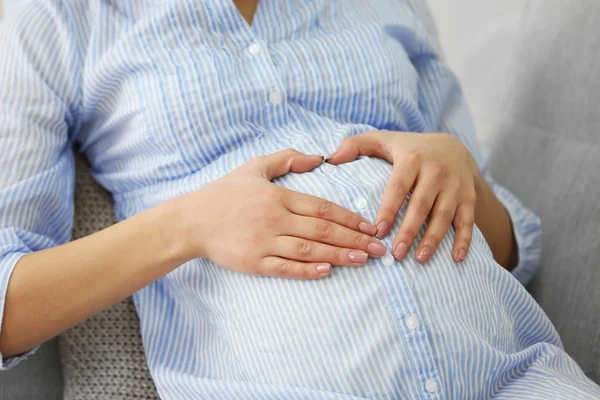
[489,182,543,286]
[0,235,39,370]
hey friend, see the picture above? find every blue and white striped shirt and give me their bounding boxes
[1,1,599,398]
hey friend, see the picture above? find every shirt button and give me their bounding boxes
[248,43,261,55]
[353,197,368,210]
[425,379,438,394]
[405,314,420,330]
[382,253,394,266]
[293,135,306,144]
[322,163,334,173]
[269,92,283,105]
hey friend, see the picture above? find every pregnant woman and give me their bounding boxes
[1,0,599,398]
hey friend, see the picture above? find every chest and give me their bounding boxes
[79,0,423,174]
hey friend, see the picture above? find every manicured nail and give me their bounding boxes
[375,221,388,239]
[348,250,368,263]
[367,242,387,257]
[394,242,409,260]
[416,246,432,263]
[358,222,377,235]
[325,150,340,161]
[316,264,331,273]
[457,248,466,262]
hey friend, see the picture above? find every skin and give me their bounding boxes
[0,150,383,358]
[327,130,518,268]
[0,0,517,360]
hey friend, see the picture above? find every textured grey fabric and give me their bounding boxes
[58,154,159,400]
[488,0,600,384]
[0,339,62,400]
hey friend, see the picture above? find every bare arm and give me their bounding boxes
[0,150,383,360]
[0,198,189,358]
[474,174,519,270]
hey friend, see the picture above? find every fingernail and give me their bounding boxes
[367,242,387,257]
[359,222,377,235]
[325,151,340,161]
[375,221,388,239]
[416,246,432,263]
[316,264,331,273]
[457,248,466,262]
[394,242,409,260]
[348,250,368,263]
[310,155,325,162]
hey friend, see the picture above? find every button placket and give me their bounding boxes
[321,163,335,173]
[382,253,394,266]
[353,197,368,210]
[425,379,439,394]
[405,315,419,331]
[248,43,261,55]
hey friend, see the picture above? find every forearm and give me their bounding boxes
[474,174,518,270]
[0,197,192,358]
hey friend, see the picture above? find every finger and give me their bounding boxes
[286,215,387,257]
[452,201,475,263]
[269,236,369,267]
[374,162,419,239]
[284,192,377,236]
[257,256,332,280]
[326,131,395,165]
[250,149,324,180]
[414,193,457,264]
[392,175,441,261]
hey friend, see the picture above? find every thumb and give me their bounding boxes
[326,131,393,165]
[255,149,324,180]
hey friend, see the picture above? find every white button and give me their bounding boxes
[269,92,283,105]
[293,135,306,144]
[405,315,420,331]
[382,253,394,266]
[353,197,368,210]
[248,43,261,55]
[322,163,334,173]
[425,379,438,394]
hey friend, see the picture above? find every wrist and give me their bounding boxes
[156,195,202,266]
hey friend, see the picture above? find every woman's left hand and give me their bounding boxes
[326,130,483,264]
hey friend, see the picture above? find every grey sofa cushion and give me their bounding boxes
[58,154,159,400]
[488,0,600,384]
[0,339,62,400]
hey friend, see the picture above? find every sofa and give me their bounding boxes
[0,0,598,399]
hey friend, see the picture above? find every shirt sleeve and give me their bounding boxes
[0,1,83,369]
[399,5,542,285]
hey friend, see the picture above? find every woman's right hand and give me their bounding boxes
[181,149,388,280]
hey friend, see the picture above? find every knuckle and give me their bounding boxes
[331,248,343,265]
[405,150,422,166]
[423,233,442,246]
[296,241,312,257]
[353,234,369,249]
[303,264,314,279]
[315,199,332,218]
[430,162,448,179]
[434,207,454,222]
[463,190,477,206]
[315,221,333,239]
[390,180,407,197]
[415,197,431,216]
[455,217,475,231]
[344,213,360,229]
[400,228,418,241]
[277,261,292,276]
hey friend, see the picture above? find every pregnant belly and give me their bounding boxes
[136,212,530,399]
[132,156,539,398]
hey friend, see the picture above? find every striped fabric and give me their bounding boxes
[0,0,598,398]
